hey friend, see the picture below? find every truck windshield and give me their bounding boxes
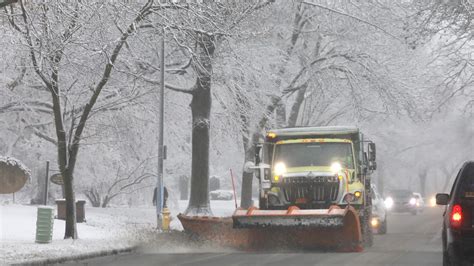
[273,142,354,169]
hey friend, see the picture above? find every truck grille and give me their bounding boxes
[281,176,339,203]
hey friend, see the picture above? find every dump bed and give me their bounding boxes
[267,126,361,143]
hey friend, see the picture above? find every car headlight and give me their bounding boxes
[409,198,416,205]
[384,197,394,209]
[430,197,436,207]
[371,217,379,227]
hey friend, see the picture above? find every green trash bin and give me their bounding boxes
[35,206,54,244]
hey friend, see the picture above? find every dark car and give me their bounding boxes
[385,189,419,215]
[437,161,474,266]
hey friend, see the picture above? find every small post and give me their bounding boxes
[44,161,50,205]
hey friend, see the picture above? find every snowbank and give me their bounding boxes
[0,200,237,264]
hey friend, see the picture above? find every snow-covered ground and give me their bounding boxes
[0,200,237,264]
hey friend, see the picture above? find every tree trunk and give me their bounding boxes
[441,165,456,192]
[377,161,385,196]
[275,102,287,128]
[240,122,266,208]
[287,83,308,127]
[419,168,427,197]
[63,168,77,238]
[31,163,48,205]
[102,195,110,208]
[84,187,101,207]
[240,147,255,209]
[50,67,78,238]
[185,34,215,216]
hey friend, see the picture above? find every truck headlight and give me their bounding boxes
[409,198,416,205]
[330,162,342,173]
[274,162,287,176]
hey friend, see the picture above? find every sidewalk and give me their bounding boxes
[0,200,236,265]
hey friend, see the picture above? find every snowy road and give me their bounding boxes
[68,207,444,266]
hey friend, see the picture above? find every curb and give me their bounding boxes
[12,245,139,266]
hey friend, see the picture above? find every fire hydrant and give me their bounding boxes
[162,207,171,231]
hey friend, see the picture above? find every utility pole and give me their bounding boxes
[156,28,165,229]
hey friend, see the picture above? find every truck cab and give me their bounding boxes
[255,126,376,213]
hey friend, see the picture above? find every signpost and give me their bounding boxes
[43,161,49,205]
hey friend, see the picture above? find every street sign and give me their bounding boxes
[50,173,64,185]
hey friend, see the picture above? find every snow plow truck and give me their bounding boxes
[233,126,377,251]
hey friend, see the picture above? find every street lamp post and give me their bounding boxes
[156,29,165,229]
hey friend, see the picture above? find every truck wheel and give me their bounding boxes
[259,197,267,210]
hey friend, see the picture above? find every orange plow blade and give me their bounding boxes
[178,205,362,251]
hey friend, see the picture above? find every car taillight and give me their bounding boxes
[450,204,463,228]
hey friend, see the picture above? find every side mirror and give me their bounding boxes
[243,161,256,174]
[368,143,376,161]
[436,193,449,205]
[343,193,358,205]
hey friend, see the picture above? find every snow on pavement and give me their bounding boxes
[0,200,237,264]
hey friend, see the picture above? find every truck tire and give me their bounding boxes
[259,197,267,210]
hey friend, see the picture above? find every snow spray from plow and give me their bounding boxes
[178,205,363,252]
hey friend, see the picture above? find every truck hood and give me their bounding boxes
[285,166,333,174]
[284,166,355,177]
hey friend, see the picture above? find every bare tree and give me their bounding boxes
[407,0,473,114]
[128,1,271,215]
[4,0,155,239]
[84,158,154,208]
